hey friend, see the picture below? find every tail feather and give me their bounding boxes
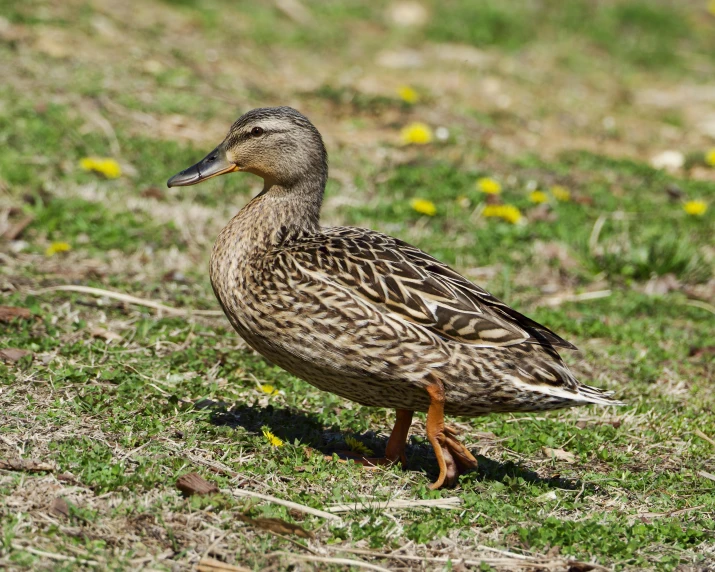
[574,384,625,406]
[509,374,624,408]
[513,352,624,407]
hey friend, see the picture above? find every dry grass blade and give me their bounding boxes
[274,0,312,25]
[541,290,611,307]
[638,505,705,519]
[237,514,314,538]
[90,327,123,343]
[328,497,462,513]
[588,213,607,255]
[11,544,100,566]
[331,546,611,571]
[683,299,715,315]
[30,285,224,317]
[693,429,715,448]
[271,552,392,571]
[225,488,342,521]
[159,439,241,477]
[476,544,534,560]
[196,557,253,572]
[698,470,715,482]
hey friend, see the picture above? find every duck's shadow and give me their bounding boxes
[203,401,584,491]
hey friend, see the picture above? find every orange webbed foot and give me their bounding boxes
[425,378,478,489]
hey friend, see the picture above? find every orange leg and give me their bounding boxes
[426,378,478,489]
[327,408,414,469]
[385,409,414,467]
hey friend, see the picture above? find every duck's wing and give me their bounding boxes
[278,228,576,350]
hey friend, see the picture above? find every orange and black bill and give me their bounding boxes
[167,143,238,187]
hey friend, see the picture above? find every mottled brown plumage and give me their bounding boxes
[168,106,622,489]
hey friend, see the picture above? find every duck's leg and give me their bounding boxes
[425,378,478,489]
[327,408,414,468]
[385,409,414,467]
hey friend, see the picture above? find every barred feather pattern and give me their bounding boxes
[210,192,621,417]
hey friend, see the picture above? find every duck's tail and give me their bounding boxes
[571,383,625,407]
[510,356,625,408]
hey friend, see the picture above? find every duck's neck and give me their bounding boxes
[213,178,324,268]
[256,178,324,234]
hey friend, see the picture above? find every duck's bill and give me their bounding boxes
[167,145,239,187]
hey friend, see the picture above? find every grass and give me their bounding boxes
[1,0,714,570]
[428,0,715,71]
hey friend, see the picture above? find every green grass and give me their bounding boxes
[426,0,710,69]
[1,0,715,570]
[2,283,714,569]
[28,197,182,253]
[344,154,712,284]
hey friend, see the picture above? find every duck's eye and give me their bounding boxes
[251,126,264,137]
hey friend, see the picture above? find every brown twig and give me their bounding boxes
[2,214,34,241]
[177,472,219,497]
[0,459,55,472]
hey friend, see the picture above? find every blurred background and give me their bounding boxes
[1,0,713,295]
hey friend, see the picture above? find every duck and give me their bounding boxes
[167,106,622,489]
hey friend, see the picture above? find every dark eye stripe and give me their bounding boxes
[228,127,290,146]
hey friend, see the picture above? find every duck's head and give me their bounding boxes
[167,106,327,189]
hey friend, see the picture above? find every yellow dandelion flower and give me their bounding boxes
[260,384,279,396]
[476,177,502,195]
[482,204,523,225]
[45,242,71,256]
[529,190,548,204]
[683,200,707,216]
[705,148,715,167]
[550,185,571,202]
[400,122,433,145]
[262,429,284,448]
[80,157,122,179]
[345,435,374,457]
[397,85,419,104]
[410,198,437,216]
[709,0,715,16]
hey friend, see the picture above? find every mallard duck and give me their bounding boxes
[167,107,622,489]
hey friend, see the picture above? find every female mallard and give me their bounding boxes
[168,107,622,489]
